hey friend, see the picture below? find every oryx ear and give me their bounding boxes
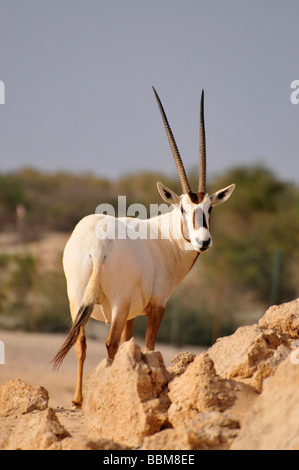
[157,182,180,205]
[210,184,235,206]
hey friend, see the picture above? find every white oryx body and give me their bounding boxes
[53,88,235,407]
[63,213,197,326]
[64,189,233,325]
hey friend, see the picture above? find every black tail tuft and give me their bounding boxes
[52,304,93,370]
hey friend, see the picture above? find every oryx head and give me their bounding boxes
[153,87,235,253]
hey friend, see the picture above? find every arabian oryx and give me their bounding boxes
[53,87,235,407]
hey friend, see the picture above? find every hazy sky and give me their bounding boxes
[0,0,298,185]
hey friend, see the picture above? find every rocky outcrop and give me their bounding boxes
[0,298,299,450]
[167,352,237,427]
[166,351,196,378]
[82,339,170,448]
[0,379,49,417]
[258,298,299,339]
[1,408,69,450]
[142,411,239,450]
[231,354,299,450]
[207,324,289,392]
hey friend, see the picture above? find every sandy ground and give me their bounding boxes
[0,324,204,444]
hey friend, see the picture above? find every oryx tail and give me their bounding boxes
[52,257,101,370]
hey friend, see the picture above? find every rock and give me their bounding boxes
[224,381,259,424]
[142,411,240,450]
[167,352,236,428]
[208,324,288,392]
[61,437,129,450]
[83,338,170,448]
[167,351,196,378]
[231,355,299,450]
[2,299,299,450]
[0,379,49,417]
[259,298,299,340]
[1,408,70,450]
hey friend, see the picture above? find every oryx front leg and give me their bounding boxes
[106,303,130,360]
[72,325,87,408]
[145,305,165,352]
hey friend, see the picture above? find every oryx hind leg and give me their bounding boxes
[106,303,130,360]
[72,325,87,408]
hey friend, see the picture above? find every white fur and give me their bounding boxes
[63,183,235,326]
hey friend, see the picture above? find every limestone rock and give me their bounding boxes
[259,298,299,340]
[61,437,129,450]
[231,355,299,450]
[2,299,299,451]
[2,408,70,450]
[0,379,49,417]
[142,411,239,450]
[208,324,288,392]
[168,352,236,428]
[83,338,170,448]
[167,351,196,378]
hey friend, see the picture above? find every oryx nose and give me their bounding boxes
[202,238,211,248]
[200,238,211,251]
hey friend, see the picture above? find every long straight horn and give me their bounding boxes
[198,89,207,193]
[153,87,191,194]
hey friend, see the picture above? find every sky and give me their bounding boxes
[0,0,298,186]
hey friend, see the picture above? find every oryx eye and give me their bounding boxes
[180,206,185,215]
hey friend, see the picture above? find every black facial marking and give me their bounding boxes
[202,212,208,229]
